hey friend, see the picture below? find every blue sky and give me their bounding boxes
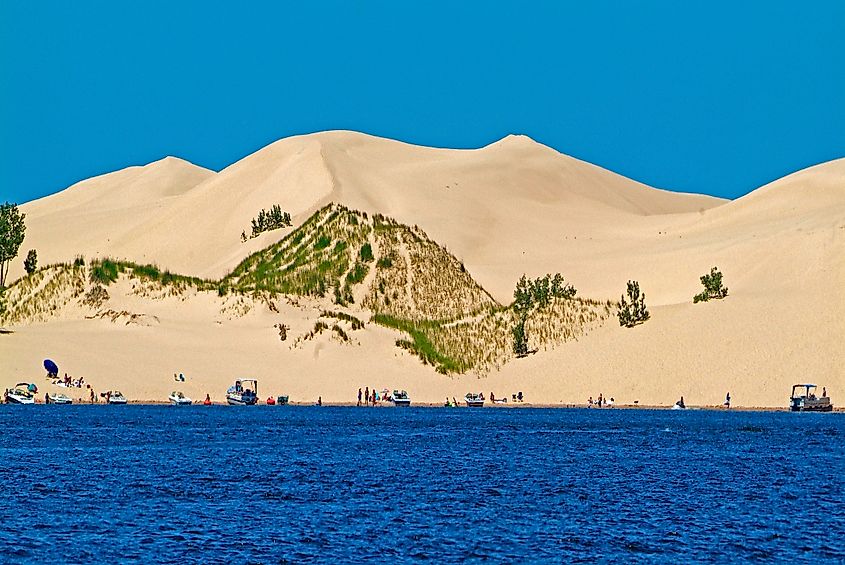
[1,1,843,203]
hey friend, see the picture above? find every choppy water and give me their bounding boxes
[1,406,843,563]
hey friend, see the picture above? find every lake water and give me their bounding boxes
[1,406,843,563]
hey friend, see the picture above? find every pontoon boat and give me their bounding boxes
[789,384,832,412]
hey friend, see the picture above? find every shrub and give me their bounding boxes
[345,262,368,286]
[249,204,292,238]
[694,267,728,303]
[73,256,85,267]
[90,259,120,285]
[360,243,374,262]
[618,280,649,327]
[377,256,393,269]
[314,235,331,250]
[24,249,37,275]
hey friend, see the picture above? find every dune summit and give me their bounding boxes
[2,131,843,408]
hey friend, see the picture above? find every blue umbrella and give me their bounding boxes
[44,359,58,375]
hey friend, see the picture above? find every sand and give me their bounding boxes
[2,131,843,408]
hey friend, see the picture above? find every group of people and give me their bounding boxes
[587,393,614,408]
[52,372,85,388]
[357,387,388,406]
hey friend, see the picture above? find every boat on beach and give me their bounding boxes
[47,392,73,404]
[465,393,485,408]
[391,390,411,407]
[105,391,128,405]
[4,383,36,404]
[789,384,832,412]
[226,379,258,406]
[169,391,192,406]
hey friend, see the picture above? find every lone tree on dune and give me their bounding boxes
[24,249,37,275]
[0,203,26,288]
[618,280,649,327]
[693,267,728,303]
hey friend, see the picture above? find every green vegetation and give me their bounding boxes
[226,204,370,299]
[320,310,365,330]
[512,318,528,357]
[73,256,85,267]
[618,280,650,327]
[90,259,120,284]
[693,267,728,303]
[246,204,292,240]
[372,314,466,374]
[512,273,576,355]
[23,249,37,275]
[360,243,374,262]
[0,202,617,377]
[0,202,26,288]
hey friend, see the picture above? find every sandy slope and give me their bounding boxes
[3,133,844,407]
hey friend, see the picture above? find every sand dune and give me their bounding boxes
[2,132,843,407]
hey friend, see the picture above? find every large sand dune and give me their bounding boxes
[2,132,843,408]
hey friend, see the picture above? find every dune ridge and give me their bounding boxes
[2,131,843,408]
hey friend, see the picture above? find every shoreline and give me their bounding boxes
[7,399,842,412]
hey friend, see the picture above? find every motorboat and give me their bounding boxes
[106,391,128,405]
[226,379,258,406]
[392,390,411,407]
[266,396,276,405]
[465,392,485,408]
[790,384,832,412]
[47,392,73,405]
[4,383,36,404]
[277,395,289,405]
[169,391,192,406]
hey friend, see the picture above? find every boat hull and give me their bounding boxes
[392,399,411,407]
[465,401,484,408]
[227,395,257,406]
[6,394,35,405]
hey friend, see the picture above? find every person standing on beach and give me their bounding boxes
[357,388,362,407]
[725,392,731,408]
[364,387,369,407]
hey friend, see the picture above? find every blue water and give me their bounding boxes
[1,407,843,564]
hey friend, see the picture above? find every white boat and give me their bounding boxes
[169,391,193,406]
[47,393,73,405]
[106,391,128,405]
[4,383,36,405]
[392,390,411,407]
[790,384,833,412]
[226,379,258,406]
[465,393,485,408]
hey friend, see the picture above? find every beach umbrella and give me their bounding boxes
[44,359,58,374]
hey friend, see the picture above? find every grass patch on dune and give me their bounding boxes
[372,314,467,374]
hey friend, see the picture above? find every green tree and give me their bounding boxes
[24,249,37,275]
[693,267,728,303]
[512,317,528,357]
[0,203,26,288]
[618,280,650,327]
